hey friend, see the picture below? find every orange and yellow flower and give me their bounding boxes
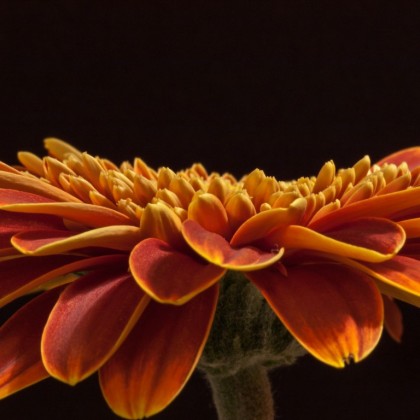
[0,139,420,418]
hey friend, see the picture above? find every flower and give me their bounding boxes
[0,139,420,419]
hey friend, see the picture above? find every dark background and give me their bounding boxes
[1,1,420,419]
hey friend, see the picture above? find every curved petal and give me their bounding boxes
[383,295,403,343]
[0,171,81,202]
[346,256,420,307]
[0,287,63,398]
[310,188,420,231]
[41,270,149,385]
[1,202,133,228]
[230,198,307,247]
[99,285,219,419]
[247,263,383,367]
[183,220,283,271]
[0,210,64,248]
[0,188,53,204]
[11,225,142,255]
[0,254,127,307]
[376,147,420,170]
[268,218,405,263]
[129,237,225,304]
[398,218,420,239]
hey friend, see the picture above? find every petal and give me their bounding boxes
[41,269,149,384]
[11,225,142,255]
[309,188,420,231]
[99,285,219,419]
[0,171,81,202]
[188,193,230,237]
[383,295,403,343]
[268,218,405,263]
[247,263,383,367]
[376,147,420,170]
[230,198,307,247]
[1,201,133,228]
[356,256,420,307]
[0,210,64,248]
[0,254,127,307]
[398,218,420,239]
[182,219,283,270]
[129,237,225,304]
[0,287,63,398]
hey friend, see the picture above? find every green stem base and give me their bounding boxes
[206,364,274,420]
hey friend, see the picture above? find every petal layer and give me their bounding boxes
[42,269,149,384]
[376,147,420,170]
[0,288,62,398]
[99,285,219,419]
[248,263,383,367]
[230,198,307,247]
[12,225,142,255]
[182,220,283,270]
[130,237,225,304]
[269,218,405,262]
[309,188,420,231]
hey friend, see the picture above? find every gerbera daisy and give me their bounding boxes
[0,139,419,419]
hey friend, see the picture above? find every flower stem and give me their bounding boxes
[206,364,274,420]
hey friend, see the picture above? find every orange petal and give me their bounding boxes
[129,237,225,304]
[230,197,307,247]
[0,287,63,398]
[359,256,420,307]
[187,193,230,237]
[0,254,127,307]
[383,295,403,342]
[182,219,283,270]
[42,270,149,385]
[376,147,420,170]
[0,171,81,202]
[398,218,420,239]
[269,218,405,263]
[309,188,420,231]
[247,263,383,367]
[12,225,142,255]
[1,201,133,228]
[99,285,218,419]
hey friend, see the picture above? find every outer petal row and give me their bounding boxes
[247,263,383,367]
[99,285,219,419]
[129,237,225,305]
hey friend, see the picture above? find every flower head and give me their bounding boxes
[1,139,420,418]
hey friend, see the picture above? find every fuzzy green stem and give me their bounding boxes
[206,364,274,420]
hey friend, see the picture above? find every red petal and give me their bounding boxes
[182,220,283,270]
[361,256,420,307]
[130,237,225,304]
[268,218,405,263]
[0,188,132,227]
[247,263,383,367]
[0,210,64,248]
[42,269,149,384]
[0,288,62,398]
[0,188,53,204]
[376,147,420,170]
[12,225,142,255]
[99,285,218,419]
[0,254,127,307]
[383,295,403,342]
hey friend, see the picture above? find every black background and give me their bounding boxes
[1,1,420,419]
